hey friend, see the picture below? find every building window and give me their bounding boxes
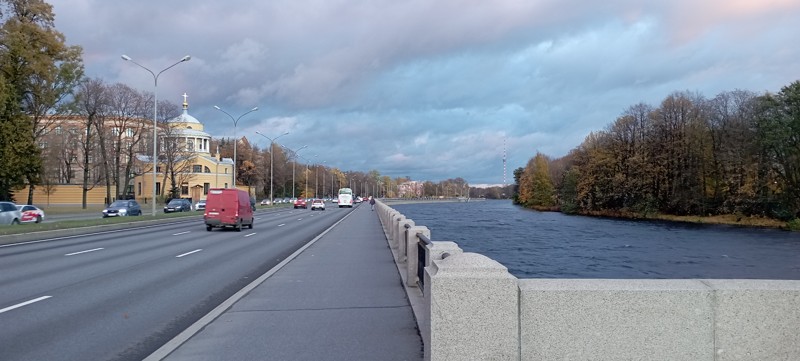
[39,142,47,148]
[126,128,134,137]
[204,183,210,195]
[55,126,62,135]
[204,166,211,173]
[193,165,202,173]
[156,182,161,195]
[138,182,142,195]
[181,184,189,195]
[111,127,120,136]
[187,139,194,151]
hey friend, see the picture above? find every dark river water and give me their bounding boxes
[389,200,800,279]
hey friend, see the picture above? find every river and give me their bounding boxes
[388,200,800,279]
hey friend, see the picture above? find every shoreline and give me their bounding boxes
[528,205,796,231]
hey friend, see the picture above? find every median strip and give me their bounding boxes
[0,296,52,314]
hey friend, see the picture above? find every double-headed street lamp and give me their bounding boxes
[121,54,190,216]
[214,106,259,189]
[256,131,289,204]
[282,145,307,199]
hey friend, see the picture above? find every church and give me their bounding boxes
[132,94,237,204]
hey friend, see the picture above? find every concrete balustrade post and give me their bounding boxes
[398,219,415,263]
[392,214,406,248]
[383,210,395,237]
[405,226,429,288]
[389,213,404,250]
[423,252,519,361]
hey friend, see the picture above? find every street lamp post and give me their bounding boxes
[282,145,307,199]
[255,131,289,205]
[121,54,190,216]
[214,106,258,189]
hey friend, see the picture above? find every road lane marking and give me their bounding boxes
[278,224,285,227]
[176,249,203,258]
[0,296,52,314]
[172,231,190,236]
[65,248,104,256]
[244,233,256,237]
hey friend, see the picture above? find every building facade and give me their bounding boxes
[16,94,241,206]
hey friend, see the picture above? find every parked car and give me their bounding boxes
[164,198,192,213]
[16,205,45,223]
[102,200,142,217]
[195,199,206,211]
[204,188,254,231]
[260,199,271,206]
[0,201,22,225]
[293,198,307,209]
[310,199,325,211]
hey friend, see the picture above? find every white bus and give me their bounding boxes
[338,188,354,208]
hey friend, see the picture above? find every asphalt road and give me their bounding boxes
[0,206,351,361]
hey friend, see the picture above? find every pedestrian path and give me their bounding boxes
[157,204,423,361]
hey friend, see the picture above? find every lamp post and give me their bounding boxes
[214,106,258,189]
[255,131,289,205]
[121,54,190,216]
[282,144,307,200]
[321,161,327,199]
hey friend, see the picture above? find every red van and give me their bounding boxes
[204,188,254,231]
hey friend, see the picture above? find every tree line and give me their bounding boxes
[515,81,800,226]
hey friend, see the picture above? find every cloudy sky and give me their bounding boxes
[49,0,800,186]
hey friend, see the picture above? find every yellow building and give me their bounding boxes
[16,94,244,206]
[132,94,235,204]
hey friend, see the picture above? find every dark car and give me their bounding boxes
[164,198,192,213]
[102,200,142,217]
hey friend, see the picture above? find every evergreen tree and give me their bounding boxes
[0,0,84,201]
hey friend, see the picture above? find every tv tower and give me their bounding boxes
[502,137,507,187]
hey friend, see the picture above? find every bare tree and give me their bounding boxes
[72,77,107,208]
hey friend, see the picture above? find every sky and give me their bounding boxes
[48,0,800,187]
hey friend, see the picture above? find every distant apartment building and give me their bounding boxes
[397,180,423,198]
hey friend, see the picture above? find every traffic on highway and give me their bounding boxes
[0,204,356,361]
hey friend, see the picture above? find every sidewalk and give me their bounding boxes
[158,205,423,361]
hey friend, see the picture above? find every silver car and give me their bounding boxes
[0,201,22,225]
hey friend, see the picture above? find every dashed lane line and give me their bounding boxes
[0,296,52,315]
[65,248,104,256]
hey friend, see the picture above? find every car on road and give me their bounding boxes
[310,199,325,211]
[164,198,192,213]
[293,198,307,209]
[195,199,206,211]
[204,188,254,231]
[16,204,45,223]
[0,202,22,225]
[102,200,142,217]
[260,199,271,206]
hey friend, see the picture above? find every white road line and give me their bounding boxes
[65,248,104,256]
[244,233,256,237]
[176,249,203,258]
[278,224,285,227]
[297,218,303,221]
[172,231,190,236]
[0,296,52,314]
